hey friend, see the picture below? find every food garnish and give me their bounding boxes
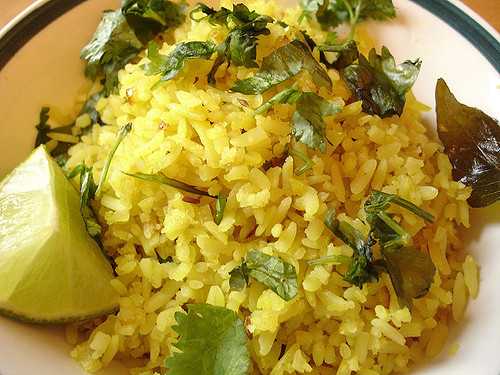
[0,147,118,322]
[343,47,421,117]
[230,250,298,301]
[165,304,250,375]
[436,79,500,208]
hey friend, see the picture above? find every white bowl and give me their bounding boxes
[0,0,499,374]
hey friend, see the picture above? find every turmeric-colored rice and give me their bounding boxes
[64,1,479,374]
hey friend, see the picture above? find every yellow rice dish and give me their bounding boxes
[52,1,481,374]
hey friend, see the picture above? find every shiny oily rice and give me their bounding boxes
[65,0,479,374]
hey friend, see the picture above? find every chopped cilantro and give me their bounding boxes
[165,304,250,375]
[229,250,298,301]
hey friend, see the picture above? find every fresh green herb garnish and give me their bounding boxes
[364,190,434,249]
[289,148,314,175]
[255,87,301,115]
[34,96,104,161]
[324,209,379,286]
[343,47,421,118]
[95,123,133,197]
[81,10,143,95]
[292,92,342,152]
[122,0,187,43]
[81,0,186,95]
[68,164,102,239]
[231,40,332,94]
[165,304,250,375]
[229,250,298,301]
[300,0,395,38]
[436,79,500,208]
[315,191,436,308]
[382,245,436,308]
[214,194,227,225]
[123,171,213,196]
[69,123,132,239]
[192,3,274,84]
[144,40,217,82]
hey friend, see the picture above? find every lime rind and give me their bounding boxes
[0,146,119,323]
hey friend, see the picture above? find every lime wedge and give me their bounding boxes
[0,146,118,323]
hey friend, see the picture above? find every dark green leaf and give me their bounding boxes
[241,250,298,301]
[80,92,104,126]
[34,107,51,148]
[122,0,186,43]
[382,246,436,308]
[229,264,249,291]
[144,40,216,82]
[81,10,143,95]
[364,190,433,250]
[343,47,421,117]
[319,39,359,69]
[436,79,500,208]
[255,87,301,114]
[323,209,379,287]
[123,171,213,197]
[214,194,227,225]
[300,0,395,32]
[68,164,102,239]
[292,92,342,152]
[231,40,331,94]
[165,304,250,375]
[190,3,266,26]
[365,190,434,224]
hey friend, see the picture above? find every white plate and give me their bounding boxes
[0,1,499,374]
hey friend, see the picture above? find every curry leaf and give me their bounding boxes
[165,304,250,375]
[292,92,342,152]
[229,264,249,291]
[382,246,436,308]
[343,47,421,117]
[123,171,213,197]
[319,39,359,69]
[34,107,51,148]
[230,250,298,301]
[436,78,500,208]
[214,194,227,225]
[122,0,186,43]
[144,40,216,82]
[232,40,332,94]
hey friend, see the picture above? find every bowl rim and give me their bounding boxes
[0,0,499,73]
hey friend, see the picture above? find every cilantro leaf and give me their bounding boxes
[382,246,436,308]
[300,0,395,37]
[292,92,342,152]
[123,171,213,197]
[324,209,379,286]
[166,304,250,375]
[81,1,186,95]
[230,250,298,301]
[69,123,132,239]
[343,47,421,117]
[81,10,143,95]
[436,78,500,208]
[214,194,227,225]
[192,3,273,84]
[122,0,186,43]
[231,40,332,94]
[144,41,216,82]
